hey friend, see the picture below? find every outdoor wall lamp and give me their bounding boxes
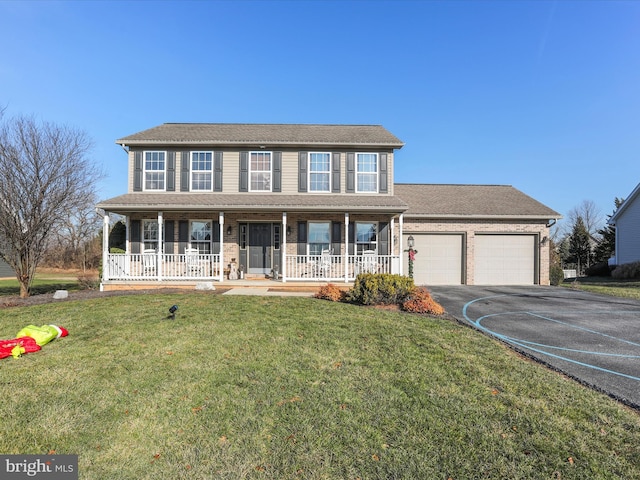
[226,226,232,236]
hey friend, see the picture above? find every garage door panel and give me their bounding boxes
[404,234,463,285]
[475,235,535,285]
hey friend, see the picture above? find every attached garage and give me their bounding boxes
[474,235,536,285]
[395,184,561,286]
[403,234,463,285]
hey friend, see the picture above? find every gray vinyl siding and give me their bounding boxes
[616,197,640,265]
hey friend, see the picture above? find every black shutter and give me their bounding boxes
[214,151,223,192]
[332,153,341,193]
[298,152,307,192]
[348,223,355,255]
[181,151,190,191]
[272,152,281,192]
[133,151,143,192]
[331,221,341,255]
[130,220,141,254]
[239,152,249,192]
[378,222,389,255]
[178,220,189,254]
[164,220,175,254]
[297,222,307,257]
[379,153,388,193]
[166,151,176,191]
[346,152,355,193]
[213,221,220,254]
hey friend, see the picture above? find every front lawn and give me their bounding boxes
[1,294,639,479]
[561,277,640,300]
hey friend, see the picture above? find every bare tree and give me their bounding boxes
[0,115,101,297]
[565,200,603,239]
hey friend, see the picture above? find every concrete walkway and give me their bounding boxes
[223,287,315,297]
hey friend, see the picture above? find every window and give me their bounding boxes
[190,221,212,254]
[144,151,165,190]
[308,222,330,255]
[356,153,378,193]
[191,152,212,191]
[309,152,330,192]
[143,220,159,251]
[356,222,377,253]
[250,151,271,191]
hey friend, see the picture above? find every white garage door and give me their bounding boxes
[475,235,536,285]
[404,234,463,285]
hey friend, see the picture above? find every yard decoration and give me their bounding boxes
[0,325,68,359]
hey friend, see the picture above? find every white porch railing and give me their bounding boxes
[283,254,399,282]
[103,253,400,282]
[104,253,221,281]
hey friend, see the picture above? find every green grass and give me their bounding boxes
[0,272,80,296]
[561,277,640,300]
[1,294,640,479]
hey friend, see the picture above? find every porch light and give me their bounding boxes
[407,235,415,249]
[226,226,232,235]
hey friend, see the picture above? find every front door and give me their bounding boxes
[248,223,272,274]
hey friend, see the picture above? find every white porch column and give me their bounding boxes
[219,212,225,282]
[344,212,350,283]
[282,212,287,283]
[391,216,395,274]
[157,211,163,281]
[399,214,404,276]
[101,212,109,285]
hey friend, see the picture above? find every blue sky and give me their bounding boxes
[2,0,639,228]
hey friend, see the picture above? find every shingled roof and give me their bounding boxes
[395,184,561,219]
[117,123,404,148]
[97,192,408,214]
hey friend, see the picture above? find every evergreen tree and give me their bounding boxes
[568,216,592,275]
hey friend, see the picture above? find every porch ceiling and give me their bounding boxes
[96,193,408,215]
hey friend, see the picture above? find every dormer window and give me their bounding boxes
[250,151,271,191]
[144,151,166,191]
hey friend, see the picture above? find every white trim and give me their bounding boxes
[355,152,378,193]
[190,151,214,192]
[142,150,166,191]
[248,151,272,192]
[308,152,331,193]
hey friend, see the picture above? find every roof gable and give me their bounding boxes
[117,123,404,148]
[609,182,640,224]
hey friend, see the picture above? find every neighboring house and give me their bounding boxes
[608,182,640,266]
[96,123,560,289]
[0,257,12,278]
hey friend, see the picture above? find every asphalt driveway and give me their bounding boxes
[429,286,640,409]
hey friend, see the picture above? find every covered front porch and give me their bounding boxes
[99,210,407,288]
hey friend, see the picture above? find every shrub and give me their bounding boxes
[77,273,100,290]
[346,274,414,306]
[110,247,125,254]
[611,261,640,280]
[314,283,345,302]
[401,287,445,315]
[549,264,565,286]
[585,261,611,277]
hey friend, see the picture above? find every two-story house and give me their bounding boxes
[96,123,560,289]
